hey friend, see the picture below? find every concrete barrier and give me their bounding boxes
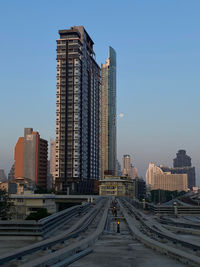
[118,199,200,267]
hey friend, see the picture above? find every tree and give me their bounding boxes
[0,189,13,220]
[25,208,51,221]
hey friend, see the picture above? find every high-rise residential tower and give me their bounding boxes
[14,128,48,189]
[123,155,131,176]
[55,26,101,193]
[101,47,117,178]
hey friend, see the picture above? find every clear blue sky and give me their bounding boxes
[0,0,200,184]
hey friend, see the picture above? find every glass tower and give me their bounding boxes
[101,47,117,178]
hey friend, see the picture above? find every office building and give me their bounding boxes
[160,150,196,190]
[14,128,48,189]
[101,47,117,178]
[174,149,191,167]
[146,163,188,192]
[55,26,101,193]
[122,155,131,176]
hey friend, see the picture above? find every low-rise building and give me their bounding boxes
[10,193,56,220]
[0,182,8,192]
[99,176,134,198]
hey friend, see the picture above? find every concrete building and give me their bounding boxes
[101,47,117,178]
[55,26,101,193]
[146,163,188,192]
[122,155,131,176]
[10,193,56,220]
[8,177,36,195]
[99,176,134,198]
[14,128,48,189]
[0,169,7,182]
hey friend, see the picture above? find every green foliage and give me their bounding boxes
[34,186,55,194]
[25,208,51,221]
[150,189,186,204]
[0,189,13,220]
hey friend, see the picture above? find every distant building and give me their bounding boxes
[99,176,134,198]
[10,193,56,220]
[130,165,138,179]
[174,149,192,167]
[123,155,131,176]
[146,163,188,192]
[0,182,8,192]
[8,177,36,195]
[132,178,146,199]
[0,169,7,182]
[101,47,117,178]
[14,128,48,189]
[160,150,196,190]
[116,160,122,176]
[8,164,15,181]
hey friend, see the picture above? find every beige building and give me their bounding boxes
[99,176,133,198]
[146,163,188,191]
[10,193,56,220]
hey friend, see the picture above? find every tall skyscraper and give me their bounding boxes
[101,47,117,178]
[55,26,101,193]
[123,155,131,176]
[160,149,196,190]
[14,128,48,189]
[173,150,191,167]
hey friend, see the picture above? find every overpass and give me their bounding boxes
[1,196,200,266]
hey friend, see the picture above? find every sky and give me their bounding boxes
[0,0,200,185]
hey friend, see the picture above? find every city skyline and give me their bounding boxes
[0,1,200,185]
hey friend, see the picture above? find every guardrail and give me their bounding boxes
[118,198,200,267]
[0,198,106,266]
[22,199,109,267]
[126,197,200,215]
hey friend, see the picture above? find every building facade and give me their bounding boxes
[146,163,188,192]
[101,47,117,178]
[99,176,134,198]
[14,128,48,189]
[55,26,101,193]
